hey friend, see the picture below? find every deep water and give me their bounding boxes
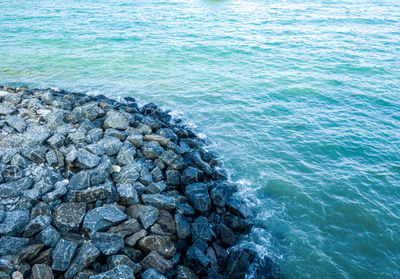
[1,0,400,278]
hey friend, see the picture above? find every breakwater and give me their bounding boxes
[0,85,278,279]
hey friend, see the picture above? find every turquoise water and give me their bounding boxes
[1,0,400,277]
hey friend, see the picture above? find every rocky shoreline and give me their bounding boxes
[0,85,278,279]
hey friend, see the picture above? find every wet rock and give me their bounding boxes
[142,141,164,159]
[90,232,124,255]
[223,250,250,279]
[140,251,173,274]
[116,183,139,205]
[166,169,181,186]
[36,225,60,247]
[69,171,91,190]
[103,111,129,130]
[160,150,185,170]
[216,224,237,247]
[32,264,54,279]
[125,229,147,247]
[210,181,236,207]
[224,214,253,234]
[142,194,175,211]
[226,196,254,220]
[138,235,176,258]
[107,255,141,274]
[0,210,29,236]
[51,239,78,271]
[139,205,159,229]
[89,265,134,279]
[185,183,211,212]
[83,206,128,232]
[0,236,29,256]
[175,214,190,239]
[191,216,212,242]
[53,203,86,232]
[256,255,280,279]
[5,115,26,132]
[191,151,211,175]
[181,167,201,185]
[23,215,52,237]
[76,149,101,169]
[142,269,167,279]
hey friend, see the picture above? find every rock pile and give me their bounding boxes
[0,85,268,279]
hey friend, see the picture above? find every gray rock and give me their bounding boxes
[116,145,136,166]
[0,236,29,256]
[65,147,77,166]
[140,251,173,274]
[139,167,153,186]
[192,151,211,175]
[76,149,101,169]
[112,163,141,184]
[68,182,116,203]
[90,232,124,255]
[143,134,170,147]
[0,177,33,197]
[31,203,51,219]
[42,180,67,202]
[87,128,104,143]
[142,141,164,159]
[36,225,60,247]
[176,265,199,279]
[47,134,64,149]
[175,214,190,239]
[11,154,27,168]
[116,183,139,205]
[104,129,127,140]
[32,264,54,279]
[82,104,103,121]
[138,235,176,258]
[226,196,254,220]
[46,150,59,167]
[181,167,201,185]
[67,132,86,145]
[125,229,147,247]
[0,149,17,164]
[146,181,167,194]
[150,167,164,182]
[187,246,209,268]
[2,165,23,182]
[53,203,86,232]
[89,265,134,279]
[126,134,143,148]
[166,169,180,186]
[191,216,212,242]
[142,269,167,279]
[185,183,211,212]
[90,156,113,185]
[103,111,129,130]
[23,215,52,237]
[83,206,128,232]
[5,115,26,132]
[44,110,66,130]
[21,146,46,164]
[142,194,175,211]
[0,104,14,115]
[99,137,123,156]
[52,239,78,271]
[107,255,141,274]
[160,150,185,170]
[224,250,250,279]
[0,210,29,236]
[210,181,236,207]
[15,242,44,265]
[69,171,91,190]
[139,205,159,229]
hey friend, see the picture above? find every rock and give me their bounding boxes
[76,149,101,169]
[181,167,201,185]
[90,232,124,255]
[23,215,52,237]
[87,128,104,143]
[224,250,250,279]
[224,214,253,234]
[226,196,254,220]
[89,265,134,279]
[42,180,68,202]
[175,214,190,239]
[125,229,147,247]
[142,194,175,211]
[15,243,44,264]
[142,269,167,279]
[166,169,181,186]
[82,104,103,121]
[138,235,176,259]
[146,181,167,194]
[139,205,159,229]
[116,145,136,166]
[217,224,237,247]
[176,203,195,216]
[91,157,113,185]
[140,251,173,274]
[68,182,116,203]
[116,183,139,205]
[51,239,78,271]
[126,134,143,148]
[185,183,211,212]
[69,171,91,190]
[2,165,23,182]
[187,246,209,268]
[44,110,66,130]
[157,210,176,234]
[47,134,64,149]
[112,163,141,184]
[256,255,280,279]
[207,270,223,279]
[142,141,163,159]
[150,167,164,182]
[139,167,153,186]
[99,137,123,156]
[11,271,23,279]
[0,236,29,256]
[83,206,128,232]
[67,132,86,145]
[0,210,29,236]
[10,154,27,168]
[144,134,170,147]
[176,265,199,279]
[160,150,185,170]
[46,149,59,167]
[5,115,26,132]
[210,181,236,207]
[191,216,212,242]
[103,111,129,130]
[0,104,14,115]
[32,264,54,279]
[53,203,86,232]
[36,225,60,247]
[107,255,141,274]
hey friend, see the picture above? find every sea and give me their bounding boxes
[1,0,399,278]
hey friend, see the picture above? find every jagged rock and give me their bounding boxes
[15,243,44,264]
[83,206,128,232]
[44,110,66,130]
[226,196,254,220]
[142,269,167,279]
[160,150,185,170]
[116,183,139,205]
[166,169,180,186]
[140,251,173,274]
[42,180,68,202]
[187,246,209,268]
[89,265,134,279]
[146,181,167,194]
[150,167,164,182]
[142,141,163,159]
[47,134,64,149]
[36,225,60,247]
[191,216,212,242]
[51,239,78,271]
[103,111,129,130]
[144,134,170,147]
[126,134,143,148]
[112,163,141,184]
[181,167,201,185]
[87,128,104,143]
[0,177,33,197]
[68,182,116,203]
[2,165,23,182]
[191,151,211,175]
[139,167,153,186]
[217,224,237,247]
[176,203,195,216]
[91,157,113,185]
[138,235,176,259]
[139,205,159,229]
[185,183,211,212]
[5,115,26,132]
[125,229,147,246]
[69,171,91,190]
[0,236,29,256]
[223,250,250,279]
[67,132,86,145]
[53,203,86,232]
[82,104,103,121]
[157,210,176,234]
[76,149,101,169]
[210,181,236,207]
[224,214,253,234]
[105,128,127,140]
[107,255,141,274]
[142,194,175,211]
[99,137,123,156]
[32,264,54,279]
[116,145,136,166]
[176,265,199,279]
[0,104,14,115]
[23,215,52,237]
[11,154,27,168]
[90,232,124,255]
[0,210,29,236]
[175,214,190,239]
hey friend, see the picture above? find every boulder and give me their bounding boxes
[185,183,211,212]
[103,111,129,130]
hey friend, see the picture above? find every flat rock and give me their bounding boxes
[52,239,78,271]
[142,194,175,211]
[83,206,128,232]
[90,232,124,255]
[69,171,91,190]
[144,134,170,146]
[53,203,86,232]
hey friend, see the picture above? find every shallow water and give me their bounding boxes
[1,0,400,278]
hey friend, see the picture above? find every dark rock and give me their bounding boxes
[210,181,236,207]
[224,250,250,279]
[191,151,211,175]
[138,235,176,258]
[90,232,124,255]
[68,182,116,203]
[44,110,66,130]
[185,183,211,212]
[116,145,136,166]
[187,246,209,268]
[83,206,128,232]
[42,180,68,202]
[224,214,253,234]
[116,183,139,205]
[139,205,159,229]
[0,236,29,256]
[107,255,141,274]
[53,203,86,232]
[157,210,176,234]
[181,167,201,185]
[2,165,23,182]
[150,167,164,182]
[160,150,185,170]
[90,157,113,185]
[146,181,166,194]
[31,202,51,219]
[217,224,237,247]
[10,154,27,168]
[23,215,52,237]
[256,255,280,279]
[139,167,153,186]
[76,149,101,169]
[47,134,65,149]
[142,141,163,159]
[90,265,134,279]
[140,251,173,274]
[0,210,29,236]
[32,264,54,279]
[82,104,103,121]
[176,265,199,279]
[125,229,147,246]
[206,246,219,272]
[207,270,223,279]
[5,115,26,132]
[166,169,180,186]
[51,239,78,271]
[142,194,175,211]
[69,171,91,190]
[126,134,143,148]
[175,214,190,239]
[36,225,60,247]
[112,163,141,184]
[176,203,195,216]
[15,243,44,264]
[191,216,212,242]
[142,269,167,279]
[103,111,129,130]
[226,196,254,220]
